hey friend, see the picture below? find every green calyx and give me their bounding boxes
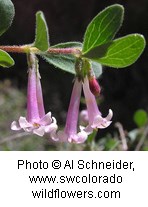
[75,58,91,80]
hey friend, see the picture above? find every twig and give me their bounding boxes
[0,132,29,145]
[115,122,128,151]
[135,126,148,151]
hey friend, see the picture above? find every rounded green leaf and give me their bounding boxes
[82,4,124,53]
[0,0,15,36]
[0,49,14,67]
[42,53,102,78]
[41,42,82,74]
[40,42,102,77]
[134,109,148,127]
[34,11,49,51]
[84,34,146,68]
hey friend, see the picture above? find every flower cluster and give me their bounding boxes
[11,54,113,143]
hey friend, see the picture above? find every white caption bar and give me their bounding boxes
[0,151,147,207]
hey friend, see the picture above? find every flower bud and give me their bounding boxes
[89,77,101,96]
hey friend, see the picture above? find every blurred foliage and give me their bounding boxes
[0,80,147,151]
[133,109,148,128]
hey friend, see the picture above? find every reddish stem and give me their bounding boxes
[0,45,81,56]
[0,45,27,53]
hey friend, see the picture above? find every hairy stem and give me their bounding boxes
[0,45,29,53]
[0,45,81,56]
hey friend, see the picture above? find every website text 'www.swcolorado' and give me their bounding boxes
[29,173,123,184]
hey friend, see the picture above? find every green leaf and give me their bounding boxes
[87,130,98,143]
[91,61,102,78]
[84,34,146,68]
[133,109,148,127]
[34,11,49,51]
[0,49,14,67]
[40,42,102,77]
[41,42,81,74]
[42,52,76,74]
[51,42,82,49]
[104,137,118,151]
[82,4,124,53]
[0,0,15,36]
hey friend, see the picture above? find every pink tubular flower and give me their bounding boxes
[83,77,113,134]
[57,78,88,143]
[11,54,57,137]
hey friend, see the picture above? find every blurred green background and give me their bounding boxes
[0,0,148,150]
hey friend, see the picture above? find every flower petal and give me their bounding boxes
[44,122,58,133]
[106,109,113,121]
[92,120,112,129]
[39,112,52,125]
[33,126,45,136]
[92,115,104,128]
[81,124,93,135]
[50,130,59,142]
[52,117,57,124]
[74,130,88,143]
[91,110,113,129]
[68,130,88,144]
[11,121,21,131]
[19,117,32,128]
